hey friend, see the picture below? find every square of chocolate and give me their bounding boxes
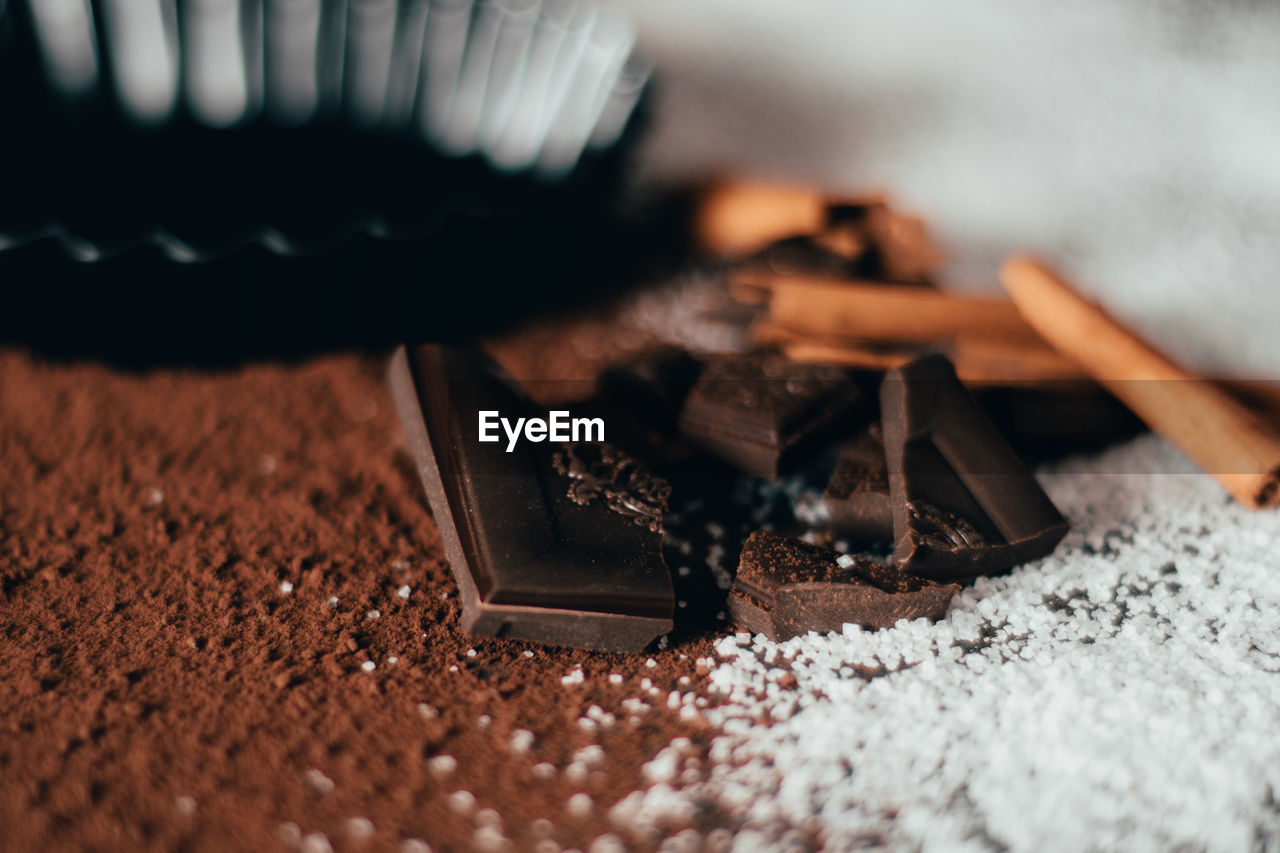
[823,424,893,542]
[677,351,869,480]
[390,344,675,653]
[881,354,1069,582]
[729,530,958,641]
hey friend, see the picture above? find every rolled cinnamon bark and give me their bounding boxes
[695,181,827,255]
[1000,256,1280,509]
[733,272,1041,343]
[752,318,1088,385]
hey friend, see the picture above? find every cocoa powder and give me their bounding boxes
[0,350,719,852]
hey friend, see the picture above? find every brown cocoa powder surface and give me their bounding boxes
[0,349,721,852]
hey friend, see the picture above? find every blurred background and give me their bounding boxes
[4,0,1280,373]
[609,0,1280,375]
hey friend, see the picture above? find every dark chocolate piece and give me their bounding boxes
[975,384,1145,463]
[599,348,703,434]
[823,424,893,542]
[881,354,1069,582]
[729,530,958,640]
[389,344,674,653]
[743,234,876,280]
[677,351,869,480]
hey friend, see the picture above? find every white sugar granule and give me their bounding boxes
[567,793,593,818]
[300,833,332,853]
[510,730,535,754]
[447,790,476,815]
[303,768,334,795]
[426,755,457,778]
[344,817,374,840]
[620,436,1280,851]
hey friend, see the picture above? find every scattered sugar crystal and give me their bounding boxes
[588,834,626,853]
[417,703,437,719]
[475,807,503,828]
[144,487,164,505]
[279,581,294,594]
[278,822,302,845]
[510,729,535,753]
[304,769,335,794]
[531,818,555,837]
[645,659,657,668]
[390,559,411,571]
[477,714,491,729]
[561,668,585,686]
[835,554,855,569]
[344,817,375,840]
[401,840,432,853]
[620,437,1280,850]
[473,826,509,852]
[466,649,477,658]
[326,596,339,607]
[426,755,457,777]
[447,790,476,814]
[534,842,561,853]
[449,665,458,673]
[677,566,691,577]
[174,795,196,815]
[366,610,380,620]
[387,656,398,665]
[608,674,624,685]
[574,745,605,767]
[300,833,332,853]
[532,762,556,780]
[397,585,411,599]
[360,660,375,673]
[523,650,535,658]
[566,793,593,818]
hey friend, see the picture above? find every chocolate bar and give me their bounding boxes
[389,344,674,652]
[823,424,893,542]
[677,351,869,480]
[881,354,1069,582]
[728,530,958,640]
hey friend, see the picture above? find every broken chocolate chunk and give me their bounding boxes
[729,530,959,640]
[677,351,869,480]
[823,424,893,542]
[599,348,703,431]
[389,344,674,653]
[880,354,1069,582]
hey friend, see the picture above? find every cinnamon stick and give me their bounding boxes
[695,181,827,256]
[776,335,1089,386]
[1000,256,1280,509]
[735,272,1042,343]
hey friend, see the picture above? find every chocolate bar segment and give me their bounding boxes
[823,424,893,542]
[677,351,869,480]
[880,354,1069,582]
[389,344,674,652]
[729,530,958,640]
